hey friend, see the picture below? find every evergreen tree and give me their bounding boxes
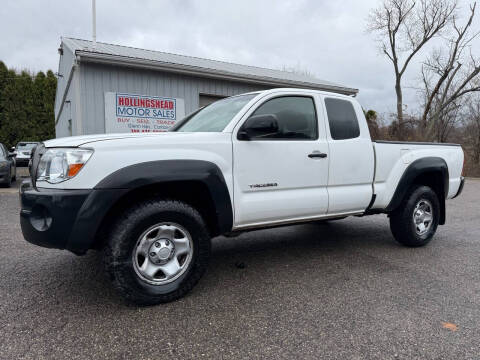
[0,61,57,148]
[43,70,57,140]
[0,61,11,136]
[32,71,56,141]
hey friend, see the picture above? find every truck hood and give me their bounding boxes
[43,132,195,147]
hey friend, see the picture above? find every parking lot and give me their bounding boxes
[0,177,479,359]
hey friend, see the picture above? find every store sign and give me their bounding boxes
[104,92,185,133]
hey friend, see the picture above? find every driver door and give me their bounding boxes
[232,94,329,228]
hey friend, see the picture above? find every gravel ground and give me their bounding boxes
[0,180,479,359]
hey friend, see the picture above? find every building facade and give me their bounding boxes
[54,38,357,137]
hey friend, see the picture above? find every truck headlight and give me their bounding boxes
[36,148,93,184]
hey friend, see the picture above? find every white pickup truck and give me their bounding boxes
[20,88,465,304]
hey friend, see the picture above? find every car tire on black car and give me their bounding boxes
[2,166,12,187]
[389,185,440,247]
[104,199,211,305]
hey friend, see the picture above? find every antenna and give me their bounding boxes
[92,0,97,48]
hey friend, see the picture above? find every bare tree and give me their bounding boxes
[367,0,457,139]
[422,92,461,141]
[420,3,480,140]
[463,95,480,166]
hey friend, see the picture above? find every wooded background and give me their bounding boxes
[0,61,56,150]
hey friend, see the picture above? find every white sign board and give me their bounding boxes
[104,92,185,133]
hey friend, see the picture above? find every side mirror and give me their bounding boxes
[238,114,279,140]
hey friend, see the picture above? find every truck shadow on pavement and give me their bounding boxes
[34,217,399,308]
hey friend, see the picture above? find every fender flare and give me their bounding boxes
[95,160,234,232]
[66,160,233,253]
[385,157,448,224]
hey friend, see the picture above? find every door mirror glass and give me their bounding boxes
[238,114,279,140]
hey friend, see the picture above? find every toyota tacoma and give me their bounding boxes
[20,88,465,305]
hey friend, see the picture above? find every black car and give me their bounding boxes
[0,143,16,187]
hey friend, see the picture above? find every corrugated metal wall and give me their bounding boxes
[78,62,270,135]
[54,45,75,116]
[54,45,78,138]
[55,91,73,138]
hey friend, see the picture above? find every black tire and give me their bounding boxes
[389,185,440,247]
[104,199,211,305]
[2,166,12,187]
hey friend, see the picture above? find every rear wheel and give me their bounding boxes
[389,185,440,247]
[104,199,211,305]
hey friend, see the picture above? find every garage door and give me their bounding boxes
[199,94,226,107]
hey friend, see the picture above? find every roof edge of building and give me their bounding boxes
[74,50,358,96]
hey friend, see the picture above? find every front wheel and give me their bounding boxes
[104,199,211,305]
[389,185,440,247]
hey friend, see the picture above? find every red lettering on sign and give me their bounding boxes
[117,95,175,109]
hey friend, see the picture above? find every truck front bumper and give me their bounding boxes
[20,181,127,254]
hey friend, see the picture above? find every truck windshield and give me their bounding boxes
[174,94,257,132]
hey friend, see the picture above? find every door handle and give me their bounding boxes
[308,152,327,159]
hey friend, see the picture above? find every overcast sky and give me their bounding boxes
[1,0,479,116]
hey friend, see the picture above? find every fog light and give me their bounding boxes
[30,205,53,231]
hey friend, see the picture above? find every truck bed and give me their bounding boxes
[371,141,464,210]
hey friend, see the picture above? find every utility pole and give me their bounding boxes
[92,0,97,48]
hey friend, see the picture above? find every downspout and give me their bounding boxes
[74,55,83,135]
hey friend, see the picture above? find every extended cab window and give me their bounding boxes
[248,96,317,140]
[325,98,360,140]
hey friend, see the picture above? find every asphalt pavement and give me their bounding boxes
[0,178,479,359]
